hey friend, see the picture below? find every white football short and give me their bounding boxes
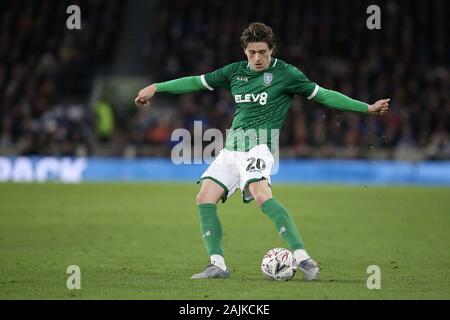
[198,144,275,203]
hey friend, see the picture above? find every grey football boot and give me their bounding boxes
[298,258,320,281]
[191,264,230,279]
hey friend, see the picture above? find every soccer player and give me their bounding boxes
[135,22,389,280]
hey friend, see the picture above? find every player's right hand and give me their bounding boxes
[135,84,157,107]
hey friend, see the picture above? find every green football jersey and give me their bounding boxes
[202,58,319,152]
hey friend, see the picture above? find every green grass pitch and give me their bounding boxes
[1,182,449,299]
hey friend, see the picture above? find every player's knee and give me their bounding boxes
[254,193,272,207]
[196,191,207,205]
[248,180,272,206]
[196,190,218,205]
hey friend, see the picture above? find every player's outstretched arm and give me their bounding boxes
[312,87,390,115]
[134,76,207,107]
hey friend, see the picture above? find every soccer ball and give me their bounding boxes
[261,248,297,281]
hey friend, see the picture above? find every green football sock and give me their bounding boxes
[197,203,224,257]
[261,198,305,250]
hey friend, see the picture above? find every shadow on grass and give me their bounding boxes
[224,275,364,284]
[317,279,364,284]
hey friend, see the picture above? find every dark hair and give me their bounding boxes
[240,22,276,54]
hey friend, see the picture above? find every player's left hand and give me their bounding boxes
[368,98,390,115]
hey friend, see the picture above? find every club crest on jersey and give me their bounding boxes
[263,72,273,86]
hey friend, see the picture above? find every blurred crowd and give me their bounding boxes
[138,0,450,159]
[0,0,124,155]
[1,0,449,159]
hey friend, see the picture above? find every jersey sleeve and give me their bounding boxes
[202,63,234,90]
[285,64,319,99]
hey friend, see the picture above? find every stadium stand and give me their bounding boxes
[0,0,448,160]
[0,0,125,155]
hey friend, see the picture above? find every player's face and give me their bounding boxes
[244,42,273,72]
